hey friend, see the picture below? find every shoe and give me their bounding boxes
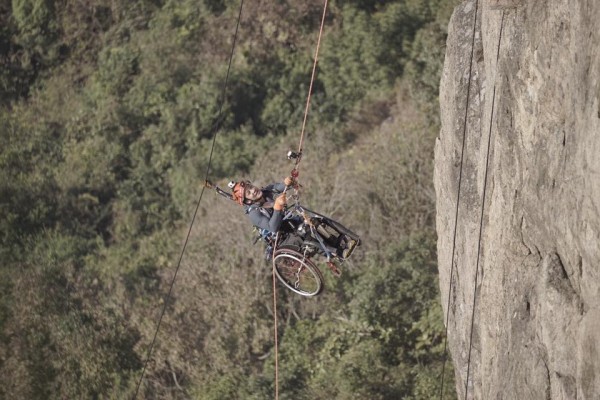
[343,239,360,259]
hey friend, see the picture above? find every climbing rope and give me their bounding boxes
[133,1,245,397]
[439,0,480,397]
[270,2,329,397]
[292,0,329,178]
[271,233,281,400]
[464,10,506,400]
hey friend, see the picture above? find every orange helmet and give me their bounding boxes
[229,180,248,205]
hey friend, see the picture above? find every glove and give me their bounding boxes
[284,176,295,187]
[274,193,287,211]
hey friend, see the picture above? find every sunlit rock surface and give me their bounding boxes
[435,0,600,398]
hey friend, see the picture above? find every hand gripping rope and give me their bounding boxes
[286,0,328,190]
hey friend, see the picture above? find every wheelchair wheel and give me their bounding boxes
[273,245,324,297]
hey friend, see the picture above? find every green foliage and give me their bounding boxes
[405,23,448,121]
[262,233,452,399]
[0,232,141,399]
[200,373,249,400]
[0,0,460,398]
[196,126,272,178]
[318,0,445,119]
[95,45,140,96]
[0,16,34,102]
[11,0,62,69]
[197,232,455,400]
[320,5,393,117]
[0,112,61,260]
[12,0,57,48]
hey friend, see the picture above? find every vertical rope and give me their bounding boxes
[132,1,244,397]
[273,1,329,391]
[271,233,281,400]
[439,0,480,398]
[464,11,505,400]
[294,0,329,173]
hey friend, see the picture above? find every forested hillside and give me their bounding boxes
[1,0,458,398]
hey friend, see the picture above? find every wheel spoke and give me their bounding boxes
[273,247,323,296]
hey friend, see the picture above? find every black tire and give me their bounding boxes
[273,245,324,297]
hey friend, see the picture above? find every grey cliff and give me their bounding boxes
[435,0,600,399]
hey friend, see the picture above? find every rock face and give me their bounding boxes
[434,0,600,399]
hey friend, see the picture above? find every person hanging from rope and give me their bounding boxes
[228,176,294,234]
[215,175,360,265]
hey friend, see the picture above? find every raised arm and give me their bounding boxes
[247,207,284,233]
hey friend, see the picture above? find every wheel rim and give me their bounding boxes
[273,251,322,296]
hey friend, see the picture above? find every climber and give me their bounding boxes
[225,176,361,263]
[228,176,295,234]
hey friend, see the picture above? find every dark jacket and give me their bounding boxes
[244,182,286,233]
